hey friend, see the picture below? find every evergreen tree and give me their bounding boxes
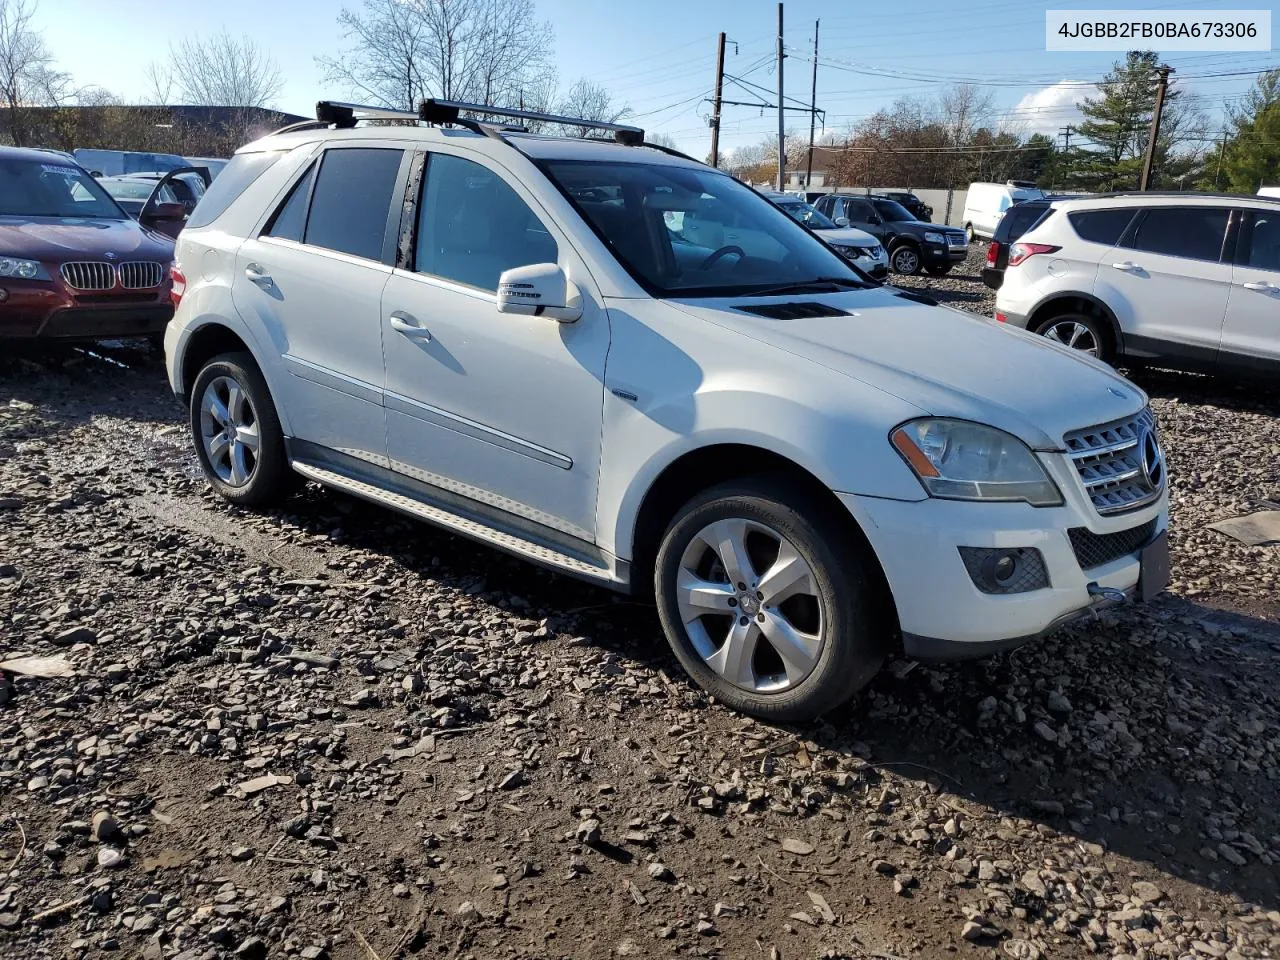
[1217,69,1280,193]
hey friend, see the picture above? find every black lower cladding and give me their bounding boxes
[1068,518,1157,571]
[957,546,1050,595]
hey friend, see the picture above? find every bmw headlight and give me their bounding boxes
[0,257,46,280]
[891,419,1062,506]
[922,231,945,244]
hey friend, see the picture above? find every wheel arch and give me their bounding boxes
[176,318,295,437]
[1026,292,1123,357]
[624,442,900,640]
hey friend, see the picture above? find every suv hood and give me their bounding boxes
[0,216,173,262]
[812,226,879,246]
[669,287,1145,449]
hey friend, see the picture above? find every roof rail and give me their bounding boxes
[316,101,418,128]
[420,98,645,145]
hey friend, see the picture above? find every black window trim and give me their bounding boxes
[1121,205,1233,264]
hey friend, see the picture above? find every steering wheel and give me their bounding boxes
[699,245,746,270]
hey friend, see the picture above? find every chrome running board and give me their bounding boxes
[291,459,627,589]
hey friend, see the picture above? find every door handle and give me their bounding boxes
[245,263,272,286]
[389,311,431,340]
[1111,261,1140,272]
[1242,281,1280,293]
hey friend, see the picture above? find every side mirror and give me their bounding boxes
[496,263,582,324]
[834,216,850,227]
[143,201,186,224]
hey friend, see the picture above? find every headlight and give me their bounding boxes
[923,231,944,244]
[890,419,1062,506]
[0,257,45,279]
[831,243,860,258]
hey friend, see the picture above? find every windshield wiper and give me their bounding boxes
[742,276,872,297]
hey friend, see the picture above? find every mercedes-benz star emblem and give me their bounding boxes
[1139,425,1165,493]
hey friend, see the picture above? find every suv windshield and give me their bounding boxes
[776,200,838,230]
[541,159,867,296]
[0,158,125,219]
[871,199,917,223]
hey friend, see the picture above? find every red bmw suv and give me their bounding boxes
[0,146,178,339]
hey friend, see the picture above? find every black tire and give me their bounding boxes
[889,244,922,276]
[654,477,885,722]
[189,351,297,507]
[1033,312,1112,363]
[964,223,976,244]
[925,265,952,277]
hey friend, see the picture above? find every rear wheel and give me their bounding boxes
[890,245,921,275]
[965,223,976,244]
[1034,312,1111,362]
[654,478,885,721]
[189,352,296,507]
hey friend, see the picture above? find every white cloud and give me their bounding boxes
[1007,81,1098,137]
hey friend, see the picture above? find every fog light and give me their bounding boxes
[958,546,1050,595]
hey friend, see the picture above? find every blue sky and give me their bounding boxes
[32,0,1278,157]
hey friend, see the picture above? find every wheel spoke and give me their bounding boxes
[759,614,822,684]
[676,569,736,620]
[236,422,260,454]
[229,441,251,485]
[206,391,230,427]
[207,431,231,464]
[1045,326,1066,345]
[706,619,758,688]
[226,381,248,425]
[756,540,813,605]
[1067,323,1085,348]
[701,518,754,587]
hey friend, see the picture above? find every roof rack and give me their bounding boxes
[419,99,645,145]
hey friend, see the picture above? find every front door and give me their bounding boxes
[380,149,609,543]
[1221,208,1280,373]
[232,144,408,467]
[1100,205,1233,366]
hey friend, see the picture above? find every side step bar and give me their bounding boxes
[290,459,626,588]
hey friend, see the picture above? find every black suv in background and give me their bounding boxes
[815,194,968,275]
[981,199,1054,290]
[873,191,932,221]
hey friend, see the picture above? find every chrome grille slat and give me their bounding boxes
[60,261,116,291]
[119,261,163,289]
[1064,408,1163,516]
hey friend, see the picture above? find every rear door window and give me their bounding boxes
[304,148,404,262]
[1124,207,1230,262]
[1068,208,1137,246]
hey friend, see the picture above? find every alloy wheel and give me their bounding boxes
[675,518,826,694]
[892,248,919,274]
[1042,319,1100,356]
[199,375,260,486]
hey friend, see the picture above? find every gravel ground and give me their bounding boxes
[1,262,1278,960]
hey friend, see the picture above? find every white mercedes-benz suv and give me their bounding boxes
[164,100,1170,721]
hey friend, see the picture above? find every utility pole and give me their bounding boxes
[1139,65,1173,192]
[775,2,785,192]
[1059,125,1073,152]
[407,56,414,112]
[805,19,819,189]
[709,32,727,168]
[1214,131,1227,189]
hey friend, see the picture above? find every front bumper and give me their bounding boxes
[0,280,172,339]
[838,489,1168,658]
[922,243,968,266]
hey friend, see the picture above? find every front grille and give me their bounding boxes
[119,261,163,289]
[1064,408,1163,515]
[61,261,116,290]
[1069,518,1157,570]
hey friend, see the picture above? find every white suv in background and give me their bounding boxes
[165,99,1170,721]
[996,193,1280,377]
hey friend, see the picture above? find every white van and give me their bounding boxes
[1258,186,1280,199]
[963,181,1044,242]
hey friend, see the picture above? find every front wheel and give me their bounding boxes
[890,245,922,275]
[1034,312,1111,362]
[654,478,885,721]
[189,352,296,507]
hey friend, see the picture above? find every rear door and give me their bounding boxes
[1221,207,1280,374]
[232,143,409,467]
[1100,205,1233,366]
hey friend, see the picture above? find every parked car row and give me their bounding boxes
[814,193,968,276]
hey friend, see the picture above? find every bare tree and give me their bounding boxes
[144,60,175,105]
[554,79,628,137]
[0,0,67,145]
[318,0,554,111]
[158,30,283,107]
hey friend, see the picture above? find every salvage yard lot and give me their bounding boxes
[1,249,1278,960]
